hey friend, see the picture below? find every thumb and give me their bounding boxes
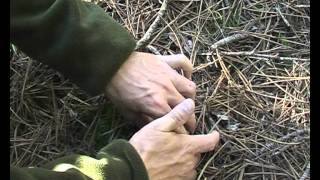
[189,131,220,153]
[153,98,195,132]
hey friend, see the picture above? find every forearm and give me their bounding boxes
[10,0,136,95]
[11,140,149,180]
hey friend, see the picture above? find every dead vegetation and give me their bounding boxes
[10,0,309,179]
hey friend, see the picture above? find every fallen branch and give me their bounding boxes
[217,51,310,61]
[210,33,250,50]
[135,0,169,50]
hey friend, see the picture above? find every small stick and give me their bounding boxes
[135,0,169,50]
[294,5,310,8]
[217,51,310,61]
[210,33,250,50]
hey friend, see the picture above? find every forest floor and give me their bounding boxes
[10,0,310,179]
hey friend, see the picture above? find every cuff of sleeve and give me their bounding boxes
[58,2,137,96]
[97,139,149,180]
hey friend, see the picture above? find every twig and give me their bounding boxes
[299,162,310,180]
[272,136,307,156]
[217,51,310,61]
[256,129,308,156]
[210,33,250,50]
[294,5,310,8]
[135,0,169,50]
[276,6,291,27]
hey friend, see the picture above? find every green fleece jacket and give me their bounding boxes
[10,0,149,179]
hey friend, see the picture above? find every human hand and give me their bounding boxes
[129,99,220,180]
[105,52,196,132]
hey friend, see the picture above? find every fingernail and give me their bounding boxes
[211,131,220,137]
[182,99,194,111]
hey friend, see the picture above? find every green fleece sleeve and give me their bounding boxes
[11,140,149,180]
[10,0,136,95]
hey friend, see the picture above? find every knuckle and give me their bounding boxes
[181,55,193,67]
[149,95,164,108]
[175,54,189,65]
[172,110,185,123]
[162,80,174,92]
[148,95,169,115]
[179,54,189,61]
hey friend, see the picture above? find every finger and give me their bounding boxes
[189,131,220,153]
[167,83,186,108]
[172,114,195,134]
[167,88,196,134]
[185,113,196,134]
[141,97,192,134]
[175,126,189,134]
[170,72,196,99]
[153,98,195,132]
[157,54,193,79]
[141,96,172,119]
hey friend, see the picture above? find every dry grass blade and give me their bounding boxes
[210,33,250,50]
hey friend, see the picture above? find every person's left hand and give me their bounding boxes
[129,99,220,180]
[105,52,196,133]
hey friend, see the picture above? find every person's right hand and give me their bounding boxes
[129,99,220,180]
